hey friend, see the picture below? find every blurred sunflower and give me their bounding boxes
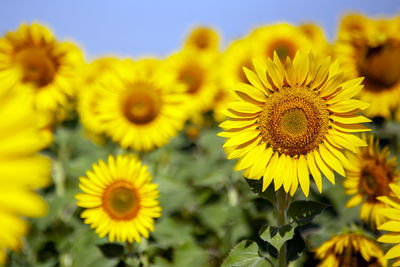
[78,57,122,138]
[0,84,51,264]
[343,134,399,228]
[336,14,400,119]
[76,154,161,243]
[165,49,218,115]
[0,23,84,123]
[299,23,332,56]
[184,26,219,53]
[95,59,188,151]
[249,23,321,63]
[315,233,387,267]
[378,183,400,266]
[219,51,370,197]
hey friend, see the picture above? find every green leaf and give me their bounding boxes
[222,240,270,267]
[288,200,328,225]
[245,178,275,203]
[259,225,294,251]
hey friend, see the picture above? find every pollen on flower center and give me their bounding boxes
[259,86,330,156]
[280,108,308,136]
[102,180,140,221]
[358,41,400,91]
[122,84,161,125]
[15,47,57,87]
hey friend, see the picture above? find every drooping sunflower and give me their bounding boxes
[335,14,400,119]
[75,154,161,243]
[183,26,219,53]
[0,84,51,264]
[343,134,399,228]
[378,183,400,266]
[315,232,387,267]
[0,22,84,122]
[219,51,370,197]
[165,49,218,115]
[95,59,188,151]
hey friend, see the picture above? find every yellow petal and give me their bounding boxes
[228,101,262,114]
[307,152,322,193]
[346,193,363,208]
[293,51,309,85]
[243,67,264,90]
[385,243,400,260]
[377,233,400,244]
[223,130,260,148]
[263,152,279,191]
[234,83,266,103]
[253,58,271,92]
[297,155,310,197]
[248,145,271,179]
[319,143,345,176]
[234,143,265,171]
[330,114,371,124]
[289,159,299,196]
[273,154,286,191]
[283,155,293,193]
[314,150,335,185]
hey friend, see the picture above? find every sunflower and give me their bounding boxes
[0,22,84,122]
[315,232,387,267]
[378,183,400,266]
[183,26,219,53]
[0,84,51,264]
[299,23,332,56]
[94,59,188,151]
[343,134,399,228]
[335,14,400,119]
[219,51,370,197]
[78,57,122,136]
[75,154,161,243]
[249,23,325,63]
[165,49,218,115]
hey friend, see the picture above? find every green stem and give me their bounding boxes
[276,188,289,267]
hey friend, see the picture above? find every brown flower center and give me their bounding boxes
[15,47,57,87]
[192,30,211,50]
[178,64,204,94]
[267,39,297,62]
[122,83,162,125]
[102,180,140,221]
[259,86,329,156]
[360,156,394,199]
[358,41,400,91]
[337,244,379,267]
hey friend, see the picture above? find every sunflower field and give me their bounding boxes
[2,2,400,267]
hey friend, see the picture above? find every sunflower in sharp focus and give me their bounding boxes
[336,14,400,119]
[219,51,370,197]
[95,59,188,151]
[0,84,51,264]
[75,154,161,243]
[0,23,84,123]
[315,233,387,267]
[184,26,219,53]
[378,183,400,266]
[343,134,399,228]
[165,49,218,115]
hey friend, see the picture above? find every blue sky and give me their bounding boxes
[1,0,399,59]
